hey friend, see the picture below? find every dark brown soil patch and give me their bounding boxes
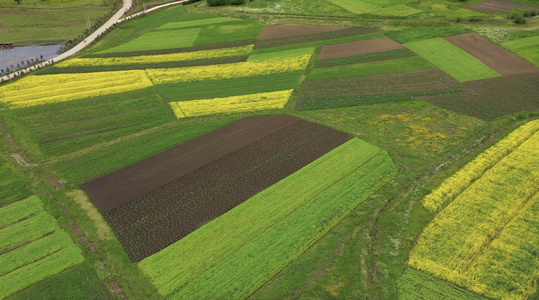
[444,33,538,76]
[422,73,539,120]
[81,115,298,213]
[255,27,377,49]
[100,118,351,262]
[463,0,534,13]
[317,37,404,60]
[258,24,351,40]
[298,68,461,110]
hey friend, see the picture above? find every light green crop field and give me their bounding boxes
[308,56,433,80]
[502,36,539,67]
[247,47,315,61]
[0,158,31,205]
[98,28,201,53]
[326,0,380,14]
[404,38,501,82]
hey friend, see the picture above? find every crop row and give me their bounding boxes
[0,70,152,108]
[104,120,352,261]
[423,119,539,213]
[54,45,254,68]
[139,138,396,297]
[409,131,539,299]
[146,55,312,84]
[299,68,460,110]
[170,90,293,119]
[314,48,416,68]
[0,196,84,299]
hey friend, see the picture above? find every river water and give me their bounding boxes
[0,44,61,73]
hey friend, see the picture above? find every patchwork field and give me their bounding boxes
[0,196,85,298]
[1,4,538,299]
[404,119,539,299]
[463,0,535,13]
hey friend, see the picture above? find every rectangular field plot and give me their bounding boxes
[404,38,501,82]
[10,87,175,158]
[83,116,353,262]
[0,196,84,299]
[139,138,397,298]
[409,123,539,299]
[97,28,201,54]
[299,68,460,110]
[317,37,404,60]
[502,36,539,68]
[0,158,31,206]
[444,33,538,76]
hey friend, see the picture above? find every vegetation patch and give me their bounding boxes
[404,38,501,82]
[409,123,539,299]
[0,196,84,299]
[386,27,472,44]
[138,138,396,298]
[317,37,404,60]
[502,36,539,67]
[0,158,30,205]
[314,48,416,68]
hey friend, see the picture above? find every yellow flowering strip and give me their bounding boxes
[146,55,312,84]
[170,90,293,119]
[0,70,153,108]
[55,45,254,68]
[409,131,539,299]
[423,119,539,213]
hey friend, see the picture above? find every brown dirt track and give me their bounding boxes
[444,33,538,76]
[81,115,298,213]
[317,37,404,60]
[100,117,351,262]
[258,24,351,40]
[463,0,534,13]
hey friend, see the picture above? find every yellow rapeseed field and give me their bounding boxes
[410,130,539,299]
[54,45,254,67]
[423,119,539,213]
[170,90,293,119]
[0,71,153,108]
[146,55,312,84]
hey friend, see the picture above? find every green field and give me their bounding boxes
[139,138,397,298]
[326,0,380,14]
[0,196,85,299]
[502,36,539,67]
[309,56,433,80]
[0,158,31,205]
[98,28,201,53]
[386,27,472,44]
[404,38,501,82]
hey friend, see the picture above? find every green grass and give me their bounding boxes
[0,0,111,45]
[9,87,175,159]
[247,47,315,61]
[98,28,201,54]
[371,4,423,16]
[9,263,111,300]
[51,117,239,184]
[0,212,58,252]
[502,36,539,67]
[192,20,265,46]
[386,27,472,43]
[315,48,416,68]
[252,33,385,55]
[309,56,433,80]
[138,138,396,297]
[155,17,242,30]
[326,0,380,14]
[155,72,304,102]
[360,0,415,8]
[398,268,486,300]
[404,38,501,82]
[0,158,31,206]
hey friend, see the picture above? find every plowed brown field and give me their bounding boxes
[444,33,538,76]
[258,24,351,40]
[318,37,404,60]
[463,0,534,13]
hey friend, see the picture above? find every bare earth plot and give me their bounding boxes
[318,37,404,59]
[83,116,352,262]
[81,115,298,213]
[258,24,351,40]
[444,33,538,76]
[463,0,535,13]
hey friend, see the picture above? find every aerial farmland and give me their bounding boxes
[0,0,538,299]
